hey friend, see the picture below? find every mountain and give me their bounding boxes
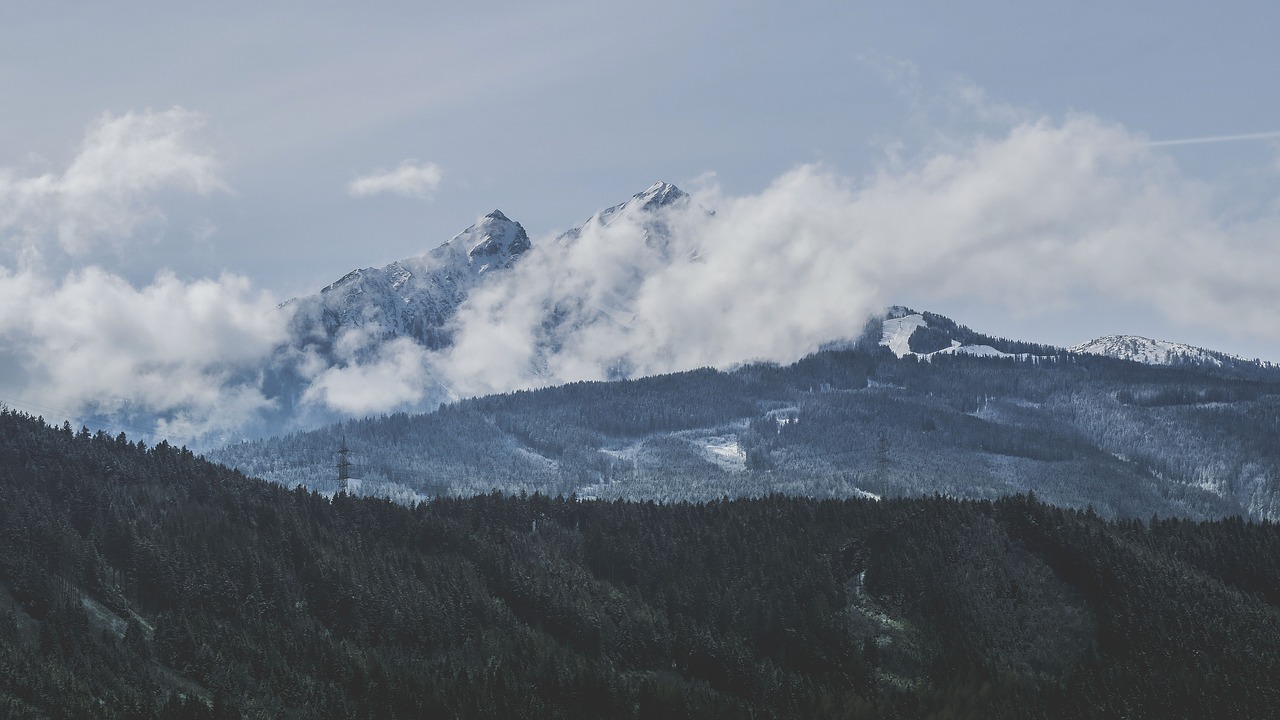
[556,180,691,246]
[881,309,1276,373]
[7,407,1280,718]
[214,308,1280,521]
[247,209,533,434]
[531,181,695,380]
[1071,334,1276,371]
[286,208,530,355]
[58,182,1280,449]
[878,306,1060,359]
[287,181,687,359]
[250,183,695,434]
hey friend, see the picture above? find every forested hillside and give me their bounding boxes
[214,344,1280,520]
[3,408,1280,718]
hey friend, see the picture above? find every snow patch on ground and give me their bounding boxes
[880,314,1052,362]
[515,447,559,469]
[935,344,1010,357]
[880,314,928,358]
[600,437,652,465]
[699,435,747,473]
[765,407,800,432]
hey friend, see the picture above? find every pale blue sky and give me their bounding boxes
[4,0,1280,363]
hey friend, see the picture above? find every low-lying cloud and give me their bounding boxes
[437,113,1280,397]
[300,328,434,415]
[0,109,284,444]
[348,160,443,199]
[0,267,286,439]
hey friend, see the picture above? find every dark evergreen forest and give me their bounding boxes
[3,408,1279,718]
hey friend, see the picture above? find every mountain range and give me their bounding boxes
[291,181,690,353]
[10,184,1280,716]
[247,181,1273,439]
[194,181,1280,521]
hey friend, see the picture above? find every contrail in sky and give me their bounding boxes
[1149,130,1280,147]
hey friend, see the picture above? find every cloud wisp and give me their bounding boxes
[348,160,443,199]
[1148,130,1280,147]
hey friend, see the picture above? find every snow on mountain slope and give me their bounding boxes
[879,309,1044,360]
[880,314,929,358]
[290,183,690,361]
[883,314,1273,370]
[287,209,531,353]
[556,181,690,246]
[934,344,1015,358]
[1070,335,1267,368]
[503,181,697,379]
[258,183,701,426]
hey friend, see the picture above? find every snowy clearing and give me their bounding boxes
[699,435,747,473]
[880,314,928,358]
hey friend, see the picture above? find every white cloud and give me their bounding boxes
[0,266,288,440]
[301,333,433,415]
[436,112,1280,396]
[0,107,223,260]
[0,109,287,444]
[348,160,443,199]
[7,98,1280,441]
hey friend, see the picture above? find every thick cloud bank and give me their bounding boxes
[0,267,284,439]
[438,114,1280,396]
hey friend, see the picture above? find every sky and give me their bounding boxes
[3,0,1280,438]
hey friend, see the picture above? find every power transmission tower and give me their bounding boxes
[335,435,352,494]
[874,434,889,495]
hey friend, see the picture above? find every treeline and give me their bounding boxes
[3,408,1280,717]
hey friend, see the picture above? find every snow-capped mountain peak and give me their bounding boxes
[438,209,531,266]
[558,182,691,244]
[287,209,533,368]
[610,181,689,218]
[634,181,688,209]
